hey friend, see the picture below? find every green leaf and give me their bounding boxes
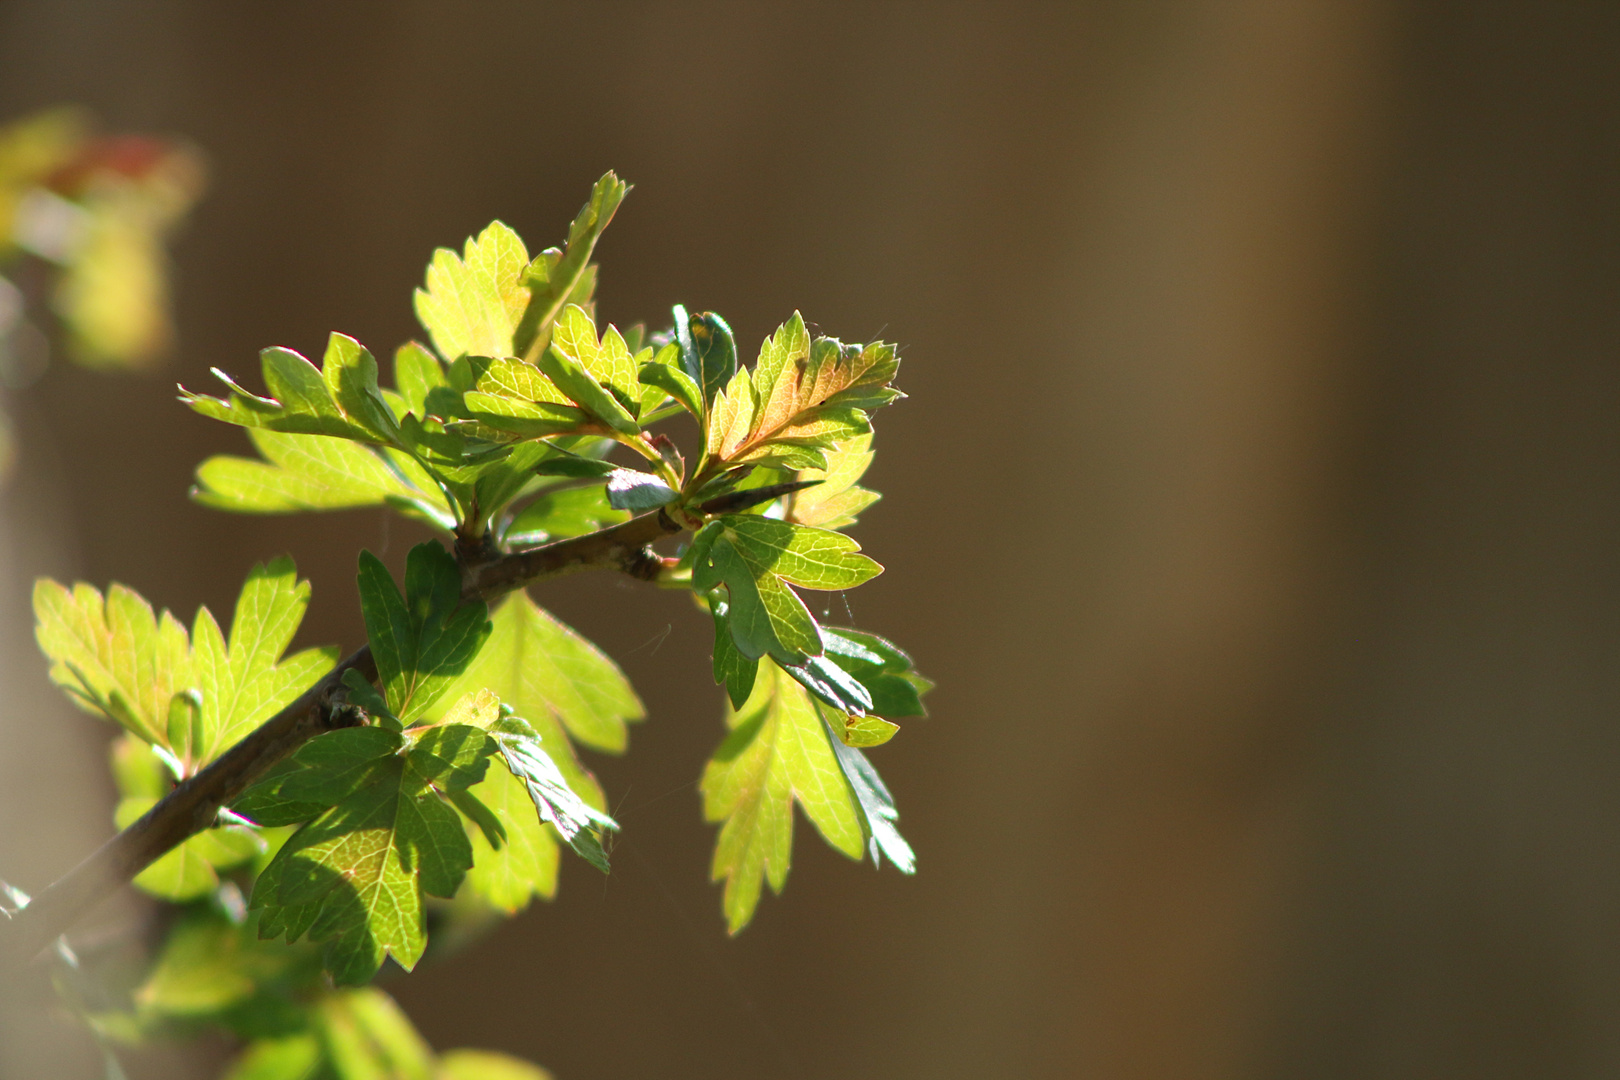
[318,988,434,1080]
[834,713,900,748]
[437,592,643,752]
[459,758,558,912]
[33,558,337,766]
[486,715,616,873]
[514,171,629,361]
[691,532,822,665]
[721,515,883,590]
[192,557,342,759]
[783,431,880,530]
[689,514,879,669]
[413,221,531,363]
[33,578,188,745]
[819,708,915,872]
[357,542,491,723]
[705,365,756,465]
[709,332,901,467]
[235,728,403,827]
[505,485,627,544]
[707,590,758,711]
[437,1049,553,1080]
[110,733,168,799]
[193,427,455,528]
[552,304,640,414]
[780,654,873,718]
[675,307,737,406]
[637,343,701,420]
[181,334,402,446]
[116,796,263,901]
[823,626,933,717]
[224,1035,321,1080]
[242,721,499,984]
[133,908,303,1023]
[531,451,616,479]
[393,341,450,419]
[701,660,865,933]
[429,592,643,908]
[537,331,640,436]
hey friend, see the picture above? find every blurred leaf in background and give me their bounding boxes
[0,106,205,477]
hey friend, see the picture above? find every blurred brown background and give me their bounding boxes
[3,2,1619,1077]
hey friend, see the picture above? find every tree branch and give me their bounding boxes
[2,480,817,962]
[3,508,686,963]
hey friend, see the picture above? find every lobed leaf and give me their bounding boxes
[356,543,491,723]
[429,592,642,908]
[700,661,867,933]
[783,431,881,530]
[413,221,531,363]
[181,334,401,446]
[708,324,902,468]
[33,558,337,772]
[239,719,502,984]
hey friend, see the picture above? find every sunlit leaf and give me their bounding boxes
[430,592,642,907]
[192,429,453,531]
[33,558,337,767]
[437,1048,553,1080]
[413,221,530,363]
[700,661,865,933]
[514,172,629,361]
[784,432,880,530]
[181,333,401,446]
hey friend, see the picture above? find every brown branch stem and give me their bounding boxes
[1,478,815,962]
[3,506,688,964]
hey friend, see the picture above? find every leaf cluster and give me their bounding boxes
[26,170,932,1077]
[34,557,337,900]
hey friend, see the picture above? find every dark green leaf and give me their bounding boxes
[819,709,915,872]
[691,533,821,664]
[781,654,872,717]
[822,626,932,718]
[356,543,491,723]
[406,724,495,794]
[707,590,758,710]
[677,308,737,406]
[245,716,500,983]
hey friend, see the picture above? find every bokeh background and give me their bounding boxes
[3,2,1619,1077]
